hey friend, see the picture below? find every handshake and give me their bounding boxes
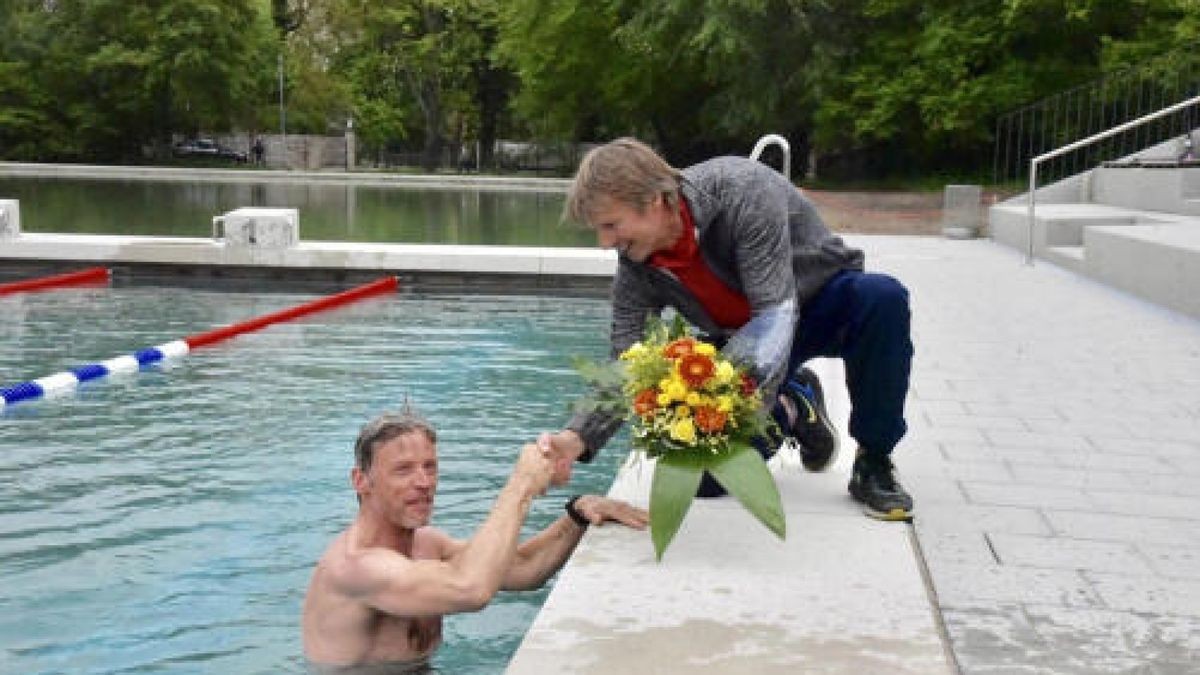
[510,430,647,529]
[512,430,588,494]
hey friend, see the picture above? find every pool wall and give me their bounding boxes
[0,234,616,296]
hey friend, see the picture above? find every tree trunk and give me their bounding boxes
[421,79,443,172]
[476,66,511,171]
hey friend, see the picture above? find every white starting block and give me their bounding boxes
[212,207,299,249]
[0,199,20,240]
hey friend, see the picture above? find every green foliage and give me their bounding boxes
[1,0,1195,176]
[706,443,786,539]
[805,0,1183,178]
[325,0,508,166]
[649,454,704,561]
[649,439,784,561]
[0,0,278,161]
[1100,0,1200,77]
[497,0,817,162]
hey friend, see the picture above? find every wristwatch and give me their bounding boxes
[564,495,588,527]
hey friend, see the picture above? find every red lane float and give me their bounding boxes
[0,267,110,296]
[185,276,399,349]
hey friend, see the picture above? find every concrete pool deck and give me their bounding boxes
[510,235,1200,673]
[4,232,1200,672]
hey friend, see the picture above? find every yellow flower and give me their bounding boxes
[715,360,737,385]
[716,395,734,413]
[669,416,697,444]
[685,391,702,406]
[664,379,688,401]
[656,392,671,406]
[675,404,690,418]
[695,342,717,356]
[620,342,648,360]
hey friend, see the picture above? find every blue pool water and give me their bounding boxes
[0,287,622,674]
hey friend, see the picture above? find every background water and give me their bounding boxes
[0,287,623,674]
[0,176,591,247]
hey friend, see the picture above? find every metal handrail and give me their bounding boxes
[750,134,791,180]
[1026,93,1200,264]
[994,53,1198,186]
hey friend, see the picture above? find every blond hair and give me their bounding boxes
[565,137,682,225]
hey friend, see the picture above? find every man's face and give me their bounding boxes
[356,432,438,529]
[588,194,679,263]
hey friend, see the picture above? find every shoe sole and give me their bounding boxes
[859,505,913,522]
[848,483,913,522]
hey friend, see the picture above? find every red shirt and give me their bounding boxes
[649,200,752,328]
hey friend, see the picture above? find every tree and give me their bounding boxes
[1100,0,1200,77]
[1,0,277,161]
[808,0,1157,178]
[0,2,64,159]
[330,0,509,170]
[499,0,819,165]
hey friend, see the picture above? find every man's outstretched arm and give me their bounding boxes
[336,443,553,617]
[435,495,647,592]
[503,495,648,590]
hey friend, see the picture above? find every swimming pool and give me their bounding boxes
[0,286,622,673]
[0,175,589,247]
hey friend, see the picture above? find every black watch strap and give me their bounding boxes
[564,495,589,527]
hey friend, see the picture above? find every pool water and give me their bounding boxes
[0,176,590,247]
[0,287,622,674]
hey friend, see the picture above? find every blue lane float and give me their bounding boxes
[0,341,189,407]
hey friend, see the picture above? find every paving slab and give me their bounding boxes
[859,236,1200,673]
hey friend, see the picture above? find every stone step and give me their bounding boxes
[988,201,1200,319]
[1044,244,1085,273]
[1084,222,1200,318]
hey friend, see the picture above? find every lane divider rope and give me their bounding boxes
[0,267,111,295]
[1,276,398,408]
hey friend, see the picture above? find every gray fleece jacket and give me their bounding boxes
[568,155,863,461]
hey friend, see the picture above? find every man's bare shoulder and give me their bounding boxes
[318,526,455,594]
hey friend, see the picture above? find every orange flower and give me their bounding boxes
[662,338,697,359]
[678,353,715,388]
[633,388,659,418]
[740,373,757,397]
[693,405,728,433]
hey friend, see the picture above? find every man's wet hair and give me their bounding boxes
[353,403,437,472]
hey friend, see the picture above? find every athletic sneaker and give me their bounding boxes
[848,450,914,521]
[780,368,839,472]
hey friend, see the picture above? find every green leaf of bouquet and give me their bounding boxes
[667,313,689,339]
[708,444,787,541]
[649,456,705,561]
[571,356,627,388]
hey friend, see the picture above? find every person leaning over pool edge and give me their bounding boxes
[302,408,648,672]
[539,137,915,521]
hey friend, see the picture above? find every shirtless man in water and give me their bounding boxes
[302,409,647,671]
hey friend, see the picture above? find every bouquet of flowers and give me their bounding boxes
[577,316,786,559]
